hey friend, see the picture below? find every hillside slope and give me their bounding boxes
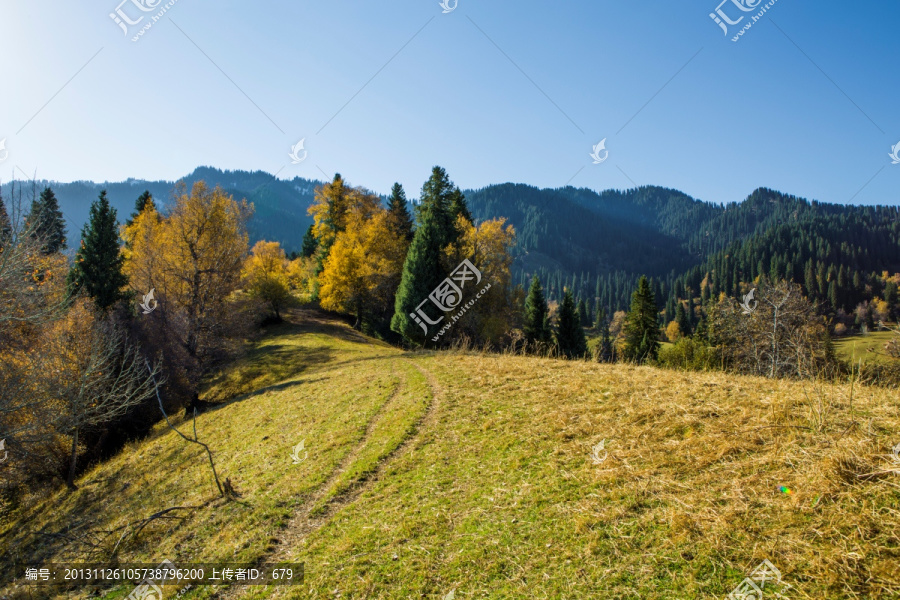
[2,311,899,598]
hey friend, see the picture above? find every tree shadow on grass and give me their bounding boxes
[202,345,337,403]
[280,307,392,347]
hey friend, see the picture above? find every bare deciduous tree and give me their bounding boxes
[0,179,71,488]
[709,280,832,378]
[39,303,161,489]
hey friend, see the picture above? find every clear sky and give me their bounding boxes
[1,0,898,206]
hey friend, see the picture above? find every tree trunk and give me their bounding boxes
[66,428,79,490]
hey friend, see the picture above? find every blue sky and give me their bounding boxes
[1,0,898,206]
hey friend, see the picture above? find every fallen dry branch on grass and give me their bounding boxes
[146,360,227,498]
[110,505,200,558]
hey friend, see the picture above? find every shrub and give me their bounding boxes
[658,337,720,371]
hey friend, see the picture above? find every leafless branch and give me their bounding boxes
[146,359,226,497]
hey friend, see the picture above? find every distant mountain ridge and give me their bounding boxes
[0,167,325,253]
[465,183,900,313]
[4,168,898,316]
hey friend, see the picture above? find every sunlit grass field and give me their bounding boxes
[3,310,899,598]
[834,330,897,365]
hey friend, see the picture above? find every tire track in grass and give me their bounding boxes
[216,359,441,599]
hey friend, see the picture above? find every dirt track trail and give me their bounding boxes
[215,358,443,600]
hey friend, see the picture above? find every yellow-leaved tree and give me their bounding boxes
[243,241,292,320]
[286,255,318,300]
[444,216,519,344]
[318,208,408,329]
[308,174,381,263]
[666,320,682,342]
[123,181,252,380]
[309,174,408,332]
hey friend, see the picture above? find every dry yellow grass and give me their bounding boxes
[2,310,899,599]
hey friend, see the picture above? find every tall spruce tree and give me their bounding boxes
[391,167,459,344]
[523,275,551,345]
[387,183,414,241]
[68,191,128,310]
[27,186,67,254]
[556,290,587,359]
[391,212,446,344]
[622,276,660,362]
[416,166,456,247]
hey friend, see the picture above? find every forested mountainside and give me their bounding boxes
[7,169,898,322]
[466,184,900,321]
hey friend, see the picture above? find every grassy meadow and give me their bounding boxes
[2,310,900,599]
[834,330,897,366]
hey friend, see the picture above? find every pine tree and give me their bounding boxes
[885,281,898,303]
[387,183,414,241]
[622,276,660,362]
[416,166,456,248]
[555,290,587,359]
[127,190,153,226]
[301,224,317,257]
[594,302,605,330]
[68,190,128,310]
[665,297,677,325]
[0,189,11,246]
[523,275,551,345]
[448,187,473,225]
[675,301,691,337]
[391,170,457,344]
[27,186,67,254]
[598,309,614,362]
[804,260,817,300]
[577,298,591,327]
